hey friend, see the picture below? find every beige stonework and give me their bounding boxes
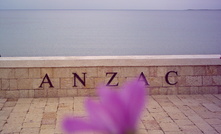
[0,79,1,89]
[41,68,53,78]
[0,55,221,98]
[15,69,29,78]
[2,79,10,90]
[29,68,41,78]
[148,77,163,87]
[0,69,14,78]
[18,79,33,90]
[10,79,18,90]
[180,66,194,76]
[206,66,218,75]
[53,68,70,78]
[186,76,202,86]
[212,76,221,85]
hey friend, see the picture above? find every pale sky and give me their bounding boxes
[0,0,221,10]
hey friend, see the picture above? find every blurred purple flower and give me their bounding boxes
[62,79,148,134]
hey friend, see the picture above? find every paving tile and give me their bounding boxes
[205,118,221,125]
[3,101,17,107]
[40,128,54,134]
[137,129,148,134]
[214,94,221,100]
[148,130,164,134]
[20,127,40,134]
[142,120,161,130]
[2,123,22,133]
[174,119,194,126]
[202,103,221,112]
[212,124,221,133]
[1,95,221,134]
[17,98,33,104]
[159,122,180,132]
[179,125,202,134]
[23,122,41,128]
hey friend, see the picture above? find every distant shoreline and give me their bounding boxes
[0,9,221,11]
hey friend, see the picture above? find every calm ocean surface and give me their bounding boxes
[0,10,221,57]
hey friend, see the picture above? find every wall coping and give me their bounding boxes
[0,55,220,68]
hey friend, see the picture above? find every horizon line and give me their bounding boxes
[0,8,221,11]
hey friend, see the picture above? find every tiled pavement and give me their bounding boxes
[0,94,221,134]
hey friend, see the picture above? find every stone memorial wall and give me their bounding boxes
[0,55,221,98]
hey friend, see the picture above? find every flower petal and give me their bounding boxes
[85,98,119,133]
[97,86,128,133]
[62,116,96,133]
[120,80,147,128]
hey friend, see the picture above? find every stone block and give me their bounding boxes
[193,66,206,75]
[166,66,180,74]
[85,67,98,78]
[156,67,167,76]
[1,79,10,90]
[61,78,73,89]
[178,87,190,94]
[212,76,221,85]
[203,76,213,86]
[34,90,47,98]
[0,69,15,78]
[28,90,34,97]
[6,91,19,98]
[78,88,93,96]
[33,78,43,89]
[120,67,140,77]
[158,87,168,95]
[85,78,95,89]
[67,89,78,97]
[186,76,202,86]
[15,68,29,78]
[118,77,127,87]
[217,66,221,75]
[180,66,194,76]
[199,86,218,94]
[94,78,105,86]
[51,78,60,88]
[148,77,163,87]
[135,67,149,77]
[149,87,159,95]
[69,67,84,76]
[190,87,199,94]
[18,79,33,89]
[206,66,218,75]
[57,89,67,97]
[167,87,178,95]
[149,67,157,77]
[47,89,58,97]
[19,90,29,98]
[176,76,186,86]
[41,68,53,78]
[98,67,120,77]
[53,68,70,78]
[0,91,6,98]
[29,68,41,78]
[10,79,17,90]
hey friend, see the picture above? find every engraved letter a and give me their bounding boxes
[39,73,54,88]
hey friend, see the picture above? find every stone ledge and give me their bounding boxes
[0,55,220,68]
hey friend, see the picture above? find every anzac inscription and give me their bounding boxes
[39,71,178,88]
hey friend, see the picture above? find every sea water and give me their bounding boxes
[0,10,221,57]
